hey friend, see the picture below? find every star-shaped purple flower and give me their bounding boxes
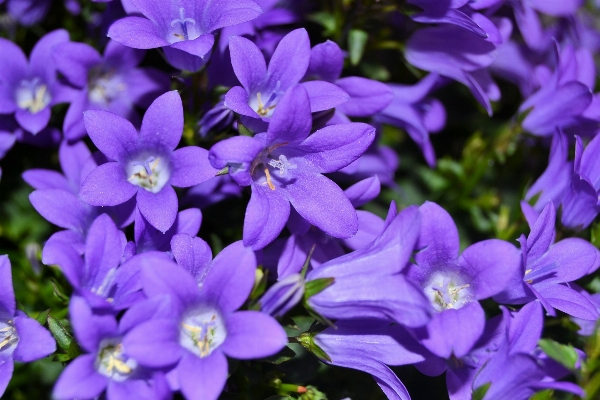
[107,0,263,71]
[209,85,375,249]
[79,91,217,233]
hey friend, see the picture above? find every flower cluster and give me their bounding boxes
[1,0,600,399]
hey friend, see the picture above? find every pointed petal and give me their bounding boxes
[300,80,349,112]
[243,184,290,250]
[15,107,51,135]
[137,185,178,233]
[139,90,182,151]
[266,85,312,145]
[266,28,310,91]
[29,189,89,231]
[12,316,55,362]
[170,146,218,187]
[201,241,256,312]
[123,320,183,367]
[52,355,107,400]
[0,256,15,315]
[229,35,267,91]
[344,176,381,208]
[536,284,600,320]
[200,0,263,32]
[222,311,287,359]
[224,86,259,118]
[179,351,228,400]
[458,239,522,299]
[79,162,137,206]
[84,109,138,162]
[286,173,357,239]
[107,16,171,49]
[300,122,376,173]
[335,77,394,117]
[169,34,214,58]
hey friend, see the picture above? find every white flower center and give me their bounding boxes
[249,81,284,118]
[0,320,18,354]
[126,155,170,193]
[88,67,126,106]
[179,307,226,358]
[15,78,51,114]
[423,271,473,312]
[95,339,137,382]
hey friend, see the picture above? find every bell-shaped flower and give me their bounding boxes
[405,17,507,115]
[107,0,262,71]
[121,241,287,400]
[224,29,349,132]
[494,202,600,320]
[53,39,169,141]
[307,204,431,327]
[210,85,375,250]
[315,321,425,400]
[78,91,217,233]
[405,201,521,359]
[0,255,56,397]
[0,30,76,134]
[53,296,171,400]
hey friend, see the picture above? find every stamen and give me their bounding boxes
[264,168,276,190]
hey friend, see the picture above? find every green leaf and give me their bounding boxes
[238,123,253,136]
[296,332,331,362]
[34,309,50,325]
[260,345,296,365]
[539,339,579,370]
[304,278,334,299]
[215,166,229,176]
[472,382,491,400]
[348,29,368,66]
[47,316,73,352]
[307,12,337,37]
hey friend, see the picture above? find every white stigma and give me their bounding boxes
[95,339,137,381]
[169,7,198,42]
[423,271,473,312]
[268,155,297,177]
[15,78,51,114]
[179,307,226,358]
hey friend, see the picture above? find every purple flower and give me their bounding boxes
[224,29,349,132]
[122,241,287,400]
[79,91,217,233]
[305,40,393,122]
[0,255,56,397]
[25,140,135,254]
[52,296,171,400]
[374,73,446,167]
[107,0,263,71]
[0,30,76,134]
[405,19,505,115]
[210,85,375,249]
[307,204,431,327]
[405,201,521,358]
[494,202,600,320]
[315,321,425,400]
[53,39,169,141]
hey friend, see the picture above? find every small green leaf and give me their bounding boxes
[35,309,50,325]
[215,166,229,176]
[304,278,334,299]
[260,345,296,365]
[297,332,331,362]
[539,339,579,370]
[238,123,253,136]
[47,316,73,352]
[307,12,337,37]
[348,29,368,66]
[472,382,491,400]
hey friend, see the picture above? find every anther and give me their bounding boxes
[264,168,276,190]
